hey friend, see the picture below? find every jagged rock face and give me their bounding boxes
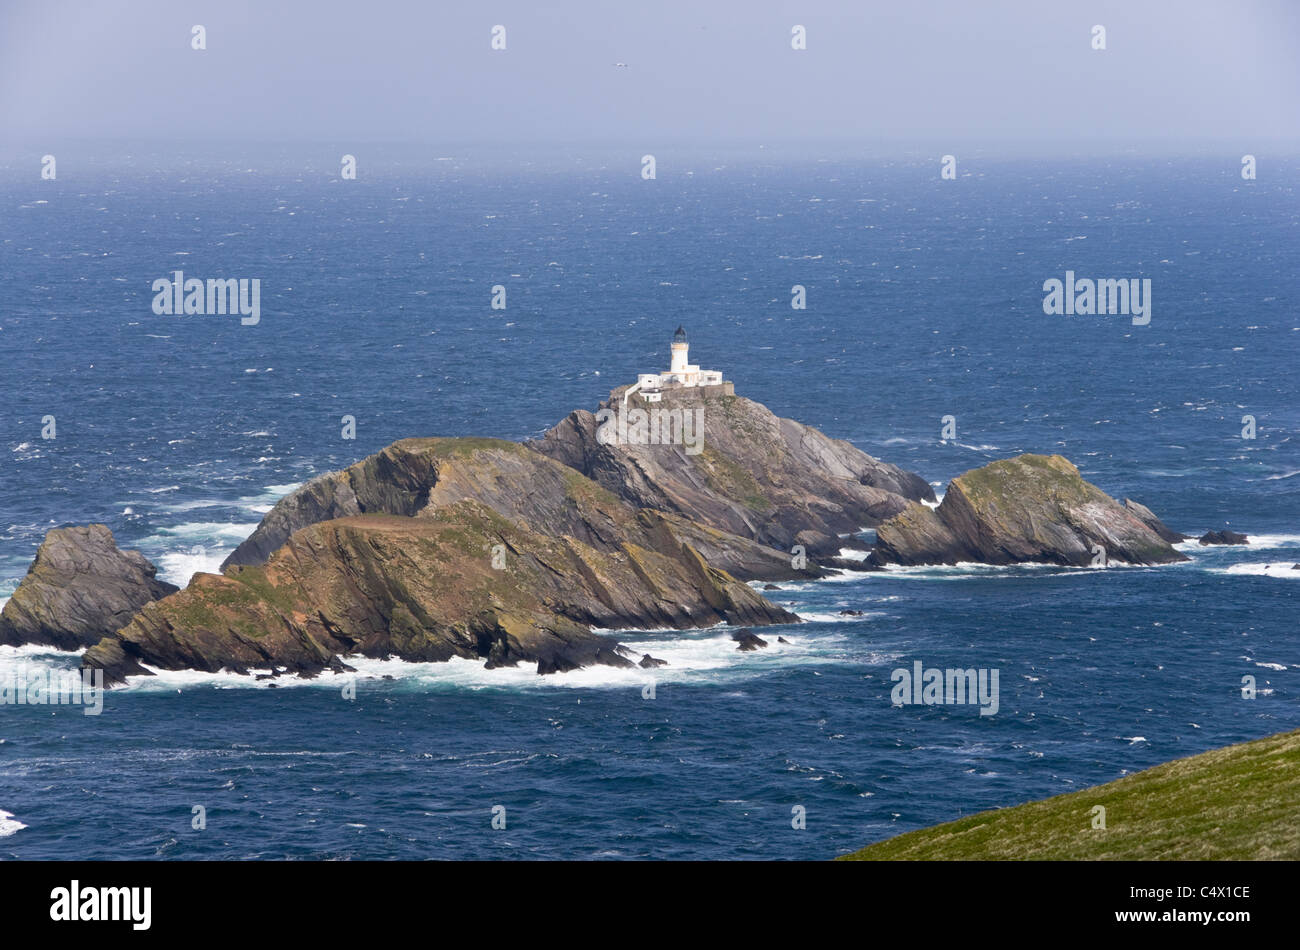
[220,438,441,568]
[0,525,177,650]
[225,437,811,582]
[83,438,802,685]
[874,454,1189,567]
[528,389,935,557]
[1122,498,1189,543]
[83,498,796,684]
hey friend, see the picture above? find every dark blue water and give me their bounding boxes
[1,149,1296,858]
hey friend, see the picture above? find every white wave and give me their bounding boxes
[154,483,299,517]
[0,809,27,838]
[877,561,1126,578]
[1243,534,1300,548]
[1264,470,1300,481]
[796,610,885,623]
[836,548,871,561]
[617,630,832,675]
[116,629,836,694]
[155,546,229,588]
[1210,563,1300,579]
[151,521,258,542]
[1255,661,1287,671]
[155,497,245,513]
[139,522,258,586]
[1178,534,1299,551]
[0,641,82,657]
[0,643,84,682]
[817,568,887,583]
[752,581,814,594]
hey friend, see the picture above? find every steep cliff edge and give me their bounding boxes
[528,388,935,557]
[81,440,799,684]
[84,497,795,684]
[0,525,176,650]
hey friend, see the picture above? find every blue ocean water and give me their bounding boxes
[0,148,1296,859]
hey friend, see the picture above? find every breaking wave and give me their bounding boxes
[0,809,27,838]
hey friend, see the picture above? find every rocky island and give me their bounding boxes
[0,332,1205,686]
[872,454,1189,567]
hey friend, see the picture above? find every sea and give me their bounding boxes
[0,145,1296,859]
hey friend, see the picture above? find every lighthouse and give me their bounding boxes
[625,326,730,403]
[670,325,690,373]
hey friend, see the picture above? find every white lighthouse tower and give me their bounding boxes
[669,325,690,373]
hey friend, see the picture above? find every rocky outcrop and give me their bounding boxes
[874,454,1189,567]
[223,436,808,582]
[83,440,799,684]
[732,629,769,651]
[1122,498,1189,543]
[528,388,934,558]
[1199,529,1249,546]
[0,525,177,651]
[61,399,935,685]
[20,404,1209,687]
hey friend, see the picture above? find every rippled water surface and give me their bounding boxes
[1,152,1296,858]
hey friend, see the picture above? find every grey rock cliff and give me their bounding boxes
[0,524,177,650]
[528,388,935,557]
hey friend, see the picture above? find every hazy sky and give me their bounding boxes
[2,0,1297,152]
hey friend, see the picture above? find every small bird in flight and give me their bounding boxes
[613,62,628,67]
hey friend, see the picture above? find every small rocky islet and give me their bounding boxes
[1,386,1210,686]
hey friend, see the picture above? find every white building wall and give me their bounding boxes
[632,336,725,396]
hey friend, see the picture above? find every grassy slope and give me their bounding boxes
[839,728,1300,860]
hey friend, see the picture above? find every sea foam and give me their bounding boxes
[0,810,28,838]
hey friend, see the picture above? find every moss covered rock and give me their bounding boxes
[84,497,795,684]
[874,454,1188,567]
